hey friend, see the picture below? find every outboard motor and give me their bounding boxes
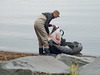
[50,26,64,45]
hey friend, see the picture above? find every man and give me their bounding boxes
[34,10,60,55]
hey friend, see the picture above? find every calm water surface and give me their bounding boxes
[0,0,100,56]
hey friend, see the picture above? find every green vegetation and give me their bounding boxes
[33,63,80,75]
[69,63,80,75]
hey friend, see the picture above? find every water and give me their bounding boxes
[0,0,100,56]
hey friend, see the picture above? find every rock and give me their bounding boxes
[56,54,95,67]
[0,56,69,75]
[0,68,32,75]
[78,56,100,75]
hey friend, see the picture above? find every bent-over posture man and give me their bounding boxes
[34,10,60,55]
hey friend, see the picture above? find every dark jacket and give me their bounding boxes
[42,13,54,34]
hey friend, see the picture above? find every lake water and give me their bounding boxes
[0,0,100,56]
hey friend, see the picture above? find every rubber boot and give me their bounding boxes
[44,48,50,55]
[39,48,44,55]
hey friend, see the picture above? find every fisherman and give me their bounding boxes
[34,10,60,55]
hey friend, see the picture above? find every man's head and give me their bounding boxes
[53,10,60,18]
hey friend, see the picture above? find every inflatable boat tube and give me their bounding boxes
[49,40,83,55]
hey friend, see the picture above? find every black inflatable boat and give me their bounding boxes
[49,26,83,55]
[49,39,83,55]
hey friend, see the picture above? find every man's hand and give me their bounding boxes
[51,25,55,27]
[48,34,52,38]
[48,34,50,37]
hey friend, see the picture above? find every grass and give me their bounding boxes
[69,63,80,75]
[32,63,80,75]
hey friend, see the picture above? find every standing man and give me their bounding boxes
[34,10,60,55]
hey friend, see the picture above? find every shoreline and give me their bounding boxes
[0,50,97,61]
[0,51,39,61]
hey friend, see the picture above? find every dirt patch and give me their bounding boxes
[0,51,39,61]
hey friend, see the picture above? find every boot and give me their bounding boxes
[39,48,44,55]
[44,48,50,55]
